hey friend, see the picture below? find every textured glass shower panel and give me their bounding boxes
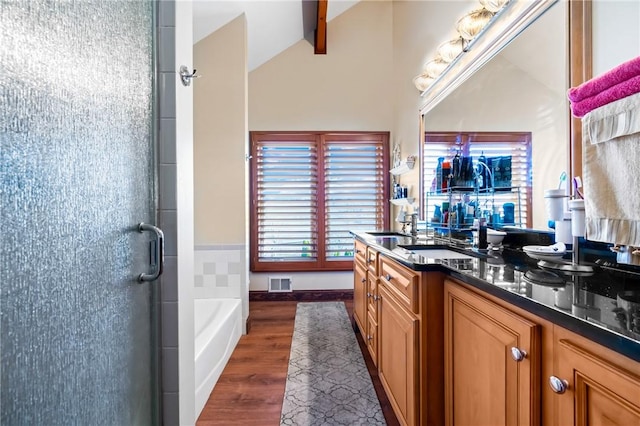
[1,1,155,425]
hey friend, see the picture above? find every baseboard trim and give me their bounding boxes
[245,314,251,334]
[249,289,354,301]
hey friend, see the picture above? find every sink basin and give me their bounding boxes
[365,231,407,237]
[410,249,474,259]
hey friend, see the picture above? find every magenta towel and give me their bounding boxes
[570,74,640,117]
[568,55,640,102]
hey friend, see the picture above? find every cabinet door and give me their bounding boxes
[353,260,367,333]
[444,281,540,426]
[366,309,378,367]
[379,283,419,426]
[553,328,640,425]
[367,274,378,318]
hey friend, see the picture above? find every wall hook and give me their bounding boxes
[179,65,200,87]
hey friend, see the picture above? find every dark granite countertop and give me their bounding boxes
[352,231,640,362]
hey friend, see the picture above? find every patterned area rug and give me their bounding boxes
[280,302,386,426]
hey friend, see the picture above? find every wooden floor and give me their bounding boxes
[196,299,399,426]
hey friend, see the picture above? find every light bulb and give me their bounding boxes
[413,74,434,91]
[422,59,448,78]
[479,0,509,13]
[456,9,494,41]
[437,38,465,63]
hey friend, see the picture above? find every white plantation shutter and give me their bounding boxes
[251,132,389,272]
[253,136,319,263]
[324,137,387,261]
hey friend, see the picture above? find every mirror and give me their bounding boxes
[420,1,568,230]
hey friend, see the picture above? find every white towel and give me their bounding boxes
[582,91,640,246]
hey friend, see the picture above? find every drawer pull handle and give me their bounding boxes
[385,274,392,281]
[510,347,527,362]
[549,376,568,394]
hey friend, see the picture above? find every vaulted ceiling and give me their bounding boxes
[192,0,359,71]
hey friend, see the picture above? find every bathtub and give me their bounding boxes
[194,298,242,417]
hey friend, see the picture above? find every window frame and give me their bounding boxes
[419,131,533,228]
[250,131,390,272]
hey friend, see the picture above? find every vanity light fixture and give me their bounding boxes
[412,0,512,93]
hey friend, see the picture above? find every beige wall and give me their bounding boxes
[193,15,247,245]
[249,0,394,131]
[593,0,640,76]
[390,1,476,228]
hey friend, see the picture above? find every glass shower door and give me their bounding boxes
[1,1,159,424]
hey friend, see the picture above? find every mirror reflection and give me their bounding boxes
[420,2,567,231]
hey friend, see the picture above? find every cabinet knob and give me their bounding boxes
[367,259,373,264]
[373,295,380,301]
[510,347,527,362]
[361,277,366,283]
[367,335,373,341]
[385,274,392,281]
[549,376,569,394]
[366,292,371,298]
[356,249,362,254]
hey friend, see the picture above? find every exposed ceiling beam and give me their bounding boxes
[315,0,328,54]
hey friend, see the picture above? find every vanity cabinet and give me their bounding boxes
[378,257,421,426]
[377,256,444,426]
[444,280,541,426]
[445,278,640,426]
[551,326,640,425]
[379,283,418,426]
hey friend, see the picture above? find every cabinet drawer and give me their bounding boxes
[354,239,367,267]
[366,247,378,275]
[380,256,420,314]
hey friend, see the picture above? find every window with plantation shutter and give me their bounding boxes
[250,132,389,272]
[421,132,532,228]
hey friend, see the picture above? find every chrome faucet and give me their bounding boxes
[476,161,495,190]
[409,212,418,237]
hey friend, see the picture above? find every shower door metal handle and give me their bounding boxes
[138,223,164,282]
